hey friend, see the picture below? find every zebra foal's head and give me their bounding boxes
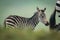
[36,7,49,26]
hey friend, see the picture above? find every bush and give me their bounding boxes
[0,26,60,40]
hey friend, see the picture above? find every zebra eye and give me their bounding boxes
[41,15,44,18]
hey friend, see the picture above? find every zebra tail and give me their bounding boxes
[50,9,56,29]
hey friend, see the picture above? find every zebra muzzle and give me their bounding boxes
[45,22,49,26]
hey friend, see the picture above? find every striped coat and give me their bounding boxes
[4,12,39,29]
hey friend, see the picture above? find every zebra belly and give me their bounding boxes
[18,23,34,30]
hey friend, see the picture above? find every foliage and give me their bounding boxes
[0,26,60,40]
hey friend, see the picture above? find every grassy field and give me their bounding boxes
[0,26,60,40]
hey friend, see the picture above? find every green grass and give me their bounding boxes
[0,26,60,40]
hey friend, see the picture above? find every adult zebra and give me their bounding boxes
[4,7,49,30]
[50,0,60,31]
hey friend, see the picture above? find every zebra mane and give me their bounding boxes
[30,12,38,19]
[28,12,39,26]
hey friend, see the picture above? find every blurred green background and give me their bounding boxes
[0,0,57,31]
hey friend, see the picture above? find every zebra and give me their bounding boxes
[50,0,60,31]
[4,7,49,30]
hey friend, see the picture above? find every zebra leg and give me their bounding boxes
[55,23,60,31]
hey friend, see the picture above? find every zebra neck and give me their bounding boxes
[29,12,39,26]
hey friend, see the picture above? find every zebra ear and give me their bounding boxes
[36,7,40,11]
[44,8,46,11]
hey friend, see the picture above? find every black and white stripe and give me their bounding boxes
[56,0,60,12]
[50,0,60,30]
[4,12,39,29]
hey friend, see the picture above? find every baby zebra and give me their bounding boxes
[4,7,49,30]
